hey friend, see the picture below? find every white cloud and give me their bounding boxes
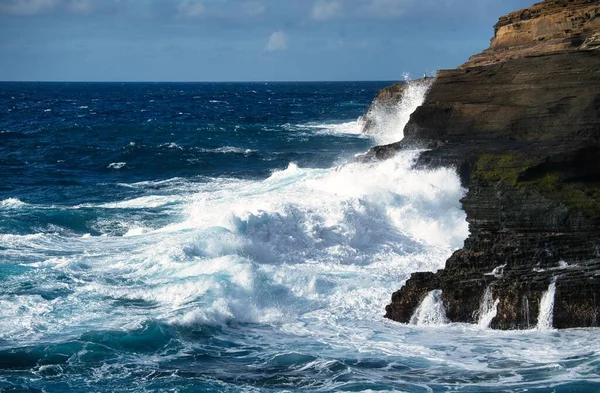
[311,0,342,21]
[265,30,287,52]
[0,0,58,15]
[177,0,205,18]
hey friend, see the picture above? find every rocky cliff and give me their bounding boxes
[462,0,600,68]
[369,0,600,329]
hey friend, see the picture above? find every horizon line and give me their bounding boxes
[0,79,405,84]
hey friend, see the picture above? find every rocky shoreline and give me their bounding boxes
[364,0,600,329]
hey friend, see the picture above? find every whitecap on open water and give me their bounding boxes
[0,82,598,392]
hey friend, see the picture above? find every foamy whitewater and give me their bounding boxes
[1,81,599,392]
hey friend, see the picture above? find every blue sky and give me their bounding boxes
[0,0,533,81]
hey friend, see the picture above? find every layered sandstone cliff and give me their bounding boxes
[462,0,600,68]
[369,0,600,329]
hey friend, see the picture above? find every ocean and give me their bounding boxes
[0,81,599,392]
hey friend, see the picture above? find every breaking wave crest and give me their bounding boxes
[0,198,27,209]
[0,150,468,345]
[361,77,435,145]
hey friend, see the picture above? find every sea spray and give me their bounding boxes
[0,149,469,344]
[537,281,557,330]
[478,285,499,328]
[361,77,434,145]
[410,289,448,326]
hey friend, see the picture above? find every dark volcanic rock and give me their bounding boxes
[380,0,600,329]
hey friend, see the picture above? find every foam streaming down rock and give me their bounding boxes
[409,289,448,326]
[537,281,557,330]
[522,296,531,329]
[478,285,499,329]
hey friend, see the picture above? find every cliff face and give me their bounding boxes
[374,0,600,329]
[462,0,600,68]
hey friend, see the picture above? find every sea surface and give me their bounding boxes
[0,81,599,392]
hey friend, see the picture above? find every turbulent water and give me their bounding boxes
[1,82,599,392]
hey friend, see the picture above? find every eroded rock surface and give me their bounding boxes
[462,0,600,68]
[375,0,600,329]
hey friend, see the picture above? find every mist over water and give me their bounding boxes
[1,82,599,392]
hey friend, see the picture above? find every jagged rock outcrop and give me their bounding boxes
[372,0,600,329]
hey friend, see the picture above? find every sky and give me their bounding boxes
[0,0,534,82]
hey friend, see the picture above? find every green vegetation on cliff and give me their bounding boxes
[474,152,600,220]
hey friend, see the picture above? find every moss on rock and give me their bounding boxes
[473,152,600,220]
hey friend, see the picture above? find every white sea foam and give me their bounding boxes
[0,146,469,342]
[0,198,27,209]
[362,77,434,145]
[478,285,499,329]
[292,121,364,136]
[123,227,149,237]
[90,150,466,328]
[196,146,255,154]
[107,162,126,169]
[0,233,47,250]
[537,281,557,330]
[95,195,182,209]
[178,151,468,254]
[161,142,183,150]
[410,290,449,326]
[214,146,254,154]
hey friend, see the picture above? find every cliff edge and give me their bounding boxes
[462,0,600,68]
[374,0,600,329]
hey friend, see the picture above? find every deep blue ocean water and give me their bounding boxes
[1,82,599,392]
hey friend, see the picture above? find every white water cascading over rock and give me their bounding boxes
[537,281,557,330]
[360,77,434,145]
[409,290,448,326]
[522,297,531,329]
[478,285,499,329]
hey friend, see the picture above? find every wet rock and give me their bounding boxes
[380,0,600,329]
